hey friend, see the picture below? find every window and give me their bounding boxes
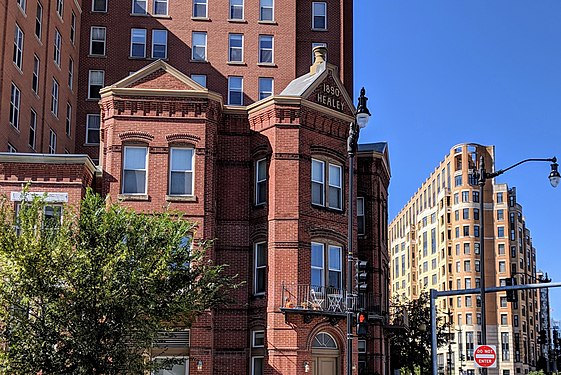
[49,129,56,154]
[457,297,461,308]
[13,24,24,70]
[466,332,474,360]
[497,209,504,220]
[193,0,207,17]
[454,210,459,221]
[251,357,264,375]
[51,79,59,116]
[253,330,265,347]
[501,314,508,325]
[92,0,107,12]
[311,159,342,210]
[130,28,147,58]
[499,261,506,273]
[227,76,243,105]
[86,114,101,144]
[357,197,365,235]
[132,0,147,14]
[68,58,74,90]
[35,2,42,39]
[466,313,472,325]
[122,146,148,194]
[475,260,480,272]
[90,27,106,55]
[29,109,37,149]
[191,74,206,87]
[254,242,266,295]
[455,175,462,187]
[56,0,63,17]
[464,260,470,272]
[311,42,327,63]
[473,208,479,220]
[312,2,327,29]
[465,278,472,288]
[153,0,168,15]
[465,296,472,307]
[88,70,104,99]
[461,191,469,202]
[258,35,273,64]
[473,191,479,202]
[453,193,459,204]
[498,226,505,238]
[192,32,207,61]
[498,243,505,255]
[229,0,243,19]
[497,192,504,203]
[463,225,469,236]
[311,242,342,289]
[152,30,168,59]
[463,208,469,220]
[514,315,519,327]
[258,78,273,100]
[474,225,479,237]
[260,0,273,21]
[501,332,510,360]
[8,143,16,153]
[464,243,470,254]
[70,12,76,44]
[54,29,61,66]
[65,103,72,136]
[255,159,267,205]
[500,296,507,308]
[228,34,243,62]
[169,148,194,195]
[9,83,21,129]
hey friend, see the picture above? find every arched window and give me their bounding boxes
[312,332,337,349]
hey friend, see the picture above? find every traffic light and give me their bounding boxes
[356,260,369,294]
[538,329,548,345]
[505,277,518,303]
[356,311,368,337]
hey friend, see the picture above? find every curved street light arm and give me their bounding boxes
[486,157,557,179]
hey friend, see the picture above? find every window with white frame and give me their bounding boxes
[190,74,206,87]
[51,79,59,116]
[229,0,243,19]
[152,357,188,375]
[54,29,61,66]
[13,24,24,70]
[191,31,207,61]
[228,33,243,62]
[311,42,327,63]
[49,129,57,154]
[88,70,104,99]
[132,0,147,14]
[255,158,267,205]
[17,0,26,13]
[258,35,273,63]
[29,109,37,149]
[153,0,168,15]
[90,27,106,55]
[122,146,148,194]
[9,83,21,129]
[130,28,147,58]
[70,11,76,44]
[193,0,207,17]
[8,143,16,153]
[312,2,327,29]
[227,76,243,105]
[252,330,265,347]
[311,242,342,289]
[169,148,194,195]
[56,0,63,17]
[254,242,267,295]
[311,159,342,210]
[152,29,168,59]
[35,2,42,39]
[86,114,100,144]
[32,55,40,93]
[65,103,72,136]
[357,197,365,235]
[251,357,264,375]
[92,0,107,12]
[258,78,273,100]
[68,58,74,90]
[259,0,273,21]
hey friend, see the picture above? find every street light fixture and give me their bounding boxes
[346,87,371,375]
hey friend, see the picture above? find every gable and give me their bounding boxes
[130,69,199,91]
[305,70,354,117]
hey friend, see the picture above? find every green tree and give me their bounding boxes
[0,190,236,374]
[390,292,448,375]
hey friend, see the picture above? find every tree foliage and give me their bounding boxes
[390,292,449,374]
[0,189,236,374]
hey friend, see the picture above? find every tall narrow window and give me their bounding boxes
[254,242,267,295]
[70,12,76,44]
[29,109,37,149]
[357,197,365,235]
[132,0,147,14]
[68,58,74,90]
[17,0,26,13]
[227,76,243,105]
[169,148,194,196]
[54,29,61,66]
[311,243,325,288]
[328,245,342,288]
[88,70,104,99]
[229,0,243,20]
[35,2,43,39]
[13,24,24,70]
[86,114,100,144]
[193,0,207,17]
[51,79,59,117]
[228,33,243,62]
[328,164,342,209]
[92,0,107,12]
[312,2,327,30]
[65,103,72,136]
[191,32,207,61]
[311,159,325,206]
[259,0,273,21]
[122,146,148,194]
[10,83,21,129]
[258,35,273,64]
[49,129,57,154]
[258,78,273,100]
[56,0,63,16]
[130,28,147,58]
[151,29,168,59]
[153,0,168,15]
[255,158,267,205]
[90,27,106,55]
[32,55,40,94]
[251,357,264,375]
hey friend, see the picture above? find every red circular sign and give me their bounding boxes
[474,345,497,368]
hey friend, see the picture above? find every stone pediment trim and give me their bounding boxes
[248,96,354,123]
[166,134,201,144]
[119,131,155,142]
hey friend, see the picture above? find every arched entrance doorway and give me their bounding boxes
[311,332,340,375]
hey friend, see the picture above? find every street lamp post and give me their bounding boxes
[347,87,371,375]
[476,155,559,372]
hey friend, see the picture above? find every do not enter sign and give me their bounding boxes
[474,345,497,368]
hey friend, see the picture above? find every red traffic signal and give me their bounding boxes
[356,311,368,337]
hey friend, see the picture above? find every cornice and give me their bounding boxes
[0,153,96,174]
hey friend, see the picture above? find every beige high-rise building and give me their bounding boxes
[389,143,540,375]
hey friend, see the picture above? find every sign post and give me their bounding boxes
[474,345,497,368]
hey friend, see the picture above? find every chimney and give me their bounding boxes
[310,46,327,75]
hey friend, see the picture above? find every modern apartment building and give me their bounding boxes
[389,143,541,375]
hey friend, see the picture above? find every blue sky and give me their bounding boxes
[353,1,561,320]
